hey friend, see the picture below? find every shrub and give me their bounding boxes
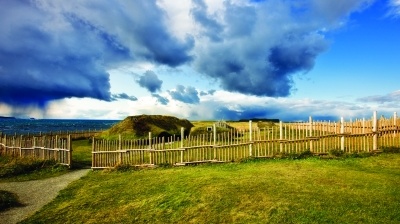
[382,147,400,153]
[297,150,314,159]
[329,149,344,157]
[0,190,23,211]
[345,151,372,158]
[113,163,133,171]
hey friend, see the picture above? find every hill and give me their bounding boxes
[104,115,194,139]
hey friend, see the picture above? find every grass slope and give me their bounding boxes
[22,154,400,224]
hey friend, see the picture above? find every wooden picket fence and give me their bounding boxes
[0,135,72,167]
[92,111,400,169]
[2,130,103,140]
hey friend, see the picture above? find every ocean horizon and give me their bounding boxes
[0,119,120,135]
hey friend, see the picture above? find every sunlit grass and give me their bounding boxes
[21,154,400,224]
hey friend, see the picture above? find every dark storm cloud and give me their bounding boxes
[168,85,200,104]
[0,0,193,108]
[191,0,372,97]
[213,106,279,121]
[137,71,163,93]
[152,94,169,105]
[111,93,138,102]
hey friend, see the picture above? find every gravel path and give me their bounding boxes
[0,169,90,224]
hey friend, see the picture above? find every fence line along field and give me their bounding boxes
[0,135,72,167]
[1,111,399,168]
[92,111,400,169]
[0,130,100,167]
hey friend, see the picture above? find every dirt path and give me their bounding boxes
[0,169,90,224]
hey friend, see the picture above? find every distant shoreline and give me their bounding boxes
[0,116,16,120]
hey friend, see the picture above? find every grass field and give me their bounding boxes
[21,153,400,224]
[71,139,92,169]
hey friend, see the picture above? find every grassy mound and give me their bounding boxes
[102,115,194,139]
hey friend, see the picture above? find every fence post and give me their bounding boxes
[340,117,345,151]
[372,111,378,151]
[180,127,184,164]
[91,136,95,169]
[68,134,72,168]
[213,123,217,159]
[309,116,313,152]
[20,135,23,157]
[279,121,283,153]
[362,118,366,151]
[118,134,122,165]
[395,112,398,147]
[249,120,253,157]
[149,132,152,165]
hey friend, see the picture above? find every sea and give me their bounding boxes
[0,119,120,135]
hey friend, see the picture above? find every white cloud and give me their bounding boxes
[390,0,400,16]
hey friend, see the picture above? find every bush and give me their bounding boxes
[329,149,344,157]
[297,150,314,159]
[113,163,133,171]
[382,147,400,153]
[0,190,23,211]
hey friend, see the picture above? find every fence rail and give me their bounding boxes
[92,111,400,169]
[0,135,72,167]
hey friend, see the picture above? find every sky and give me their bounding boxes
[0,0,399,121]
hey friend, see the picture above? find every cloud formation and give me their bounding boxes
[0,0,379,114]
[357,90,400,103]
[137,70,163,93]
[190,0,224,42]
[199,89,216,96]
[168,85,200,104]
[191,0,372,97]
[389,0,400,16]
[152,94,169,105]
[111,93,138,102]
[0,0,192,108]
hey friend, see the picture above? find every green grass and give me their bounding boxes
[0,156,68,182]
[71,139,92,169]
[21,154,400,224]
